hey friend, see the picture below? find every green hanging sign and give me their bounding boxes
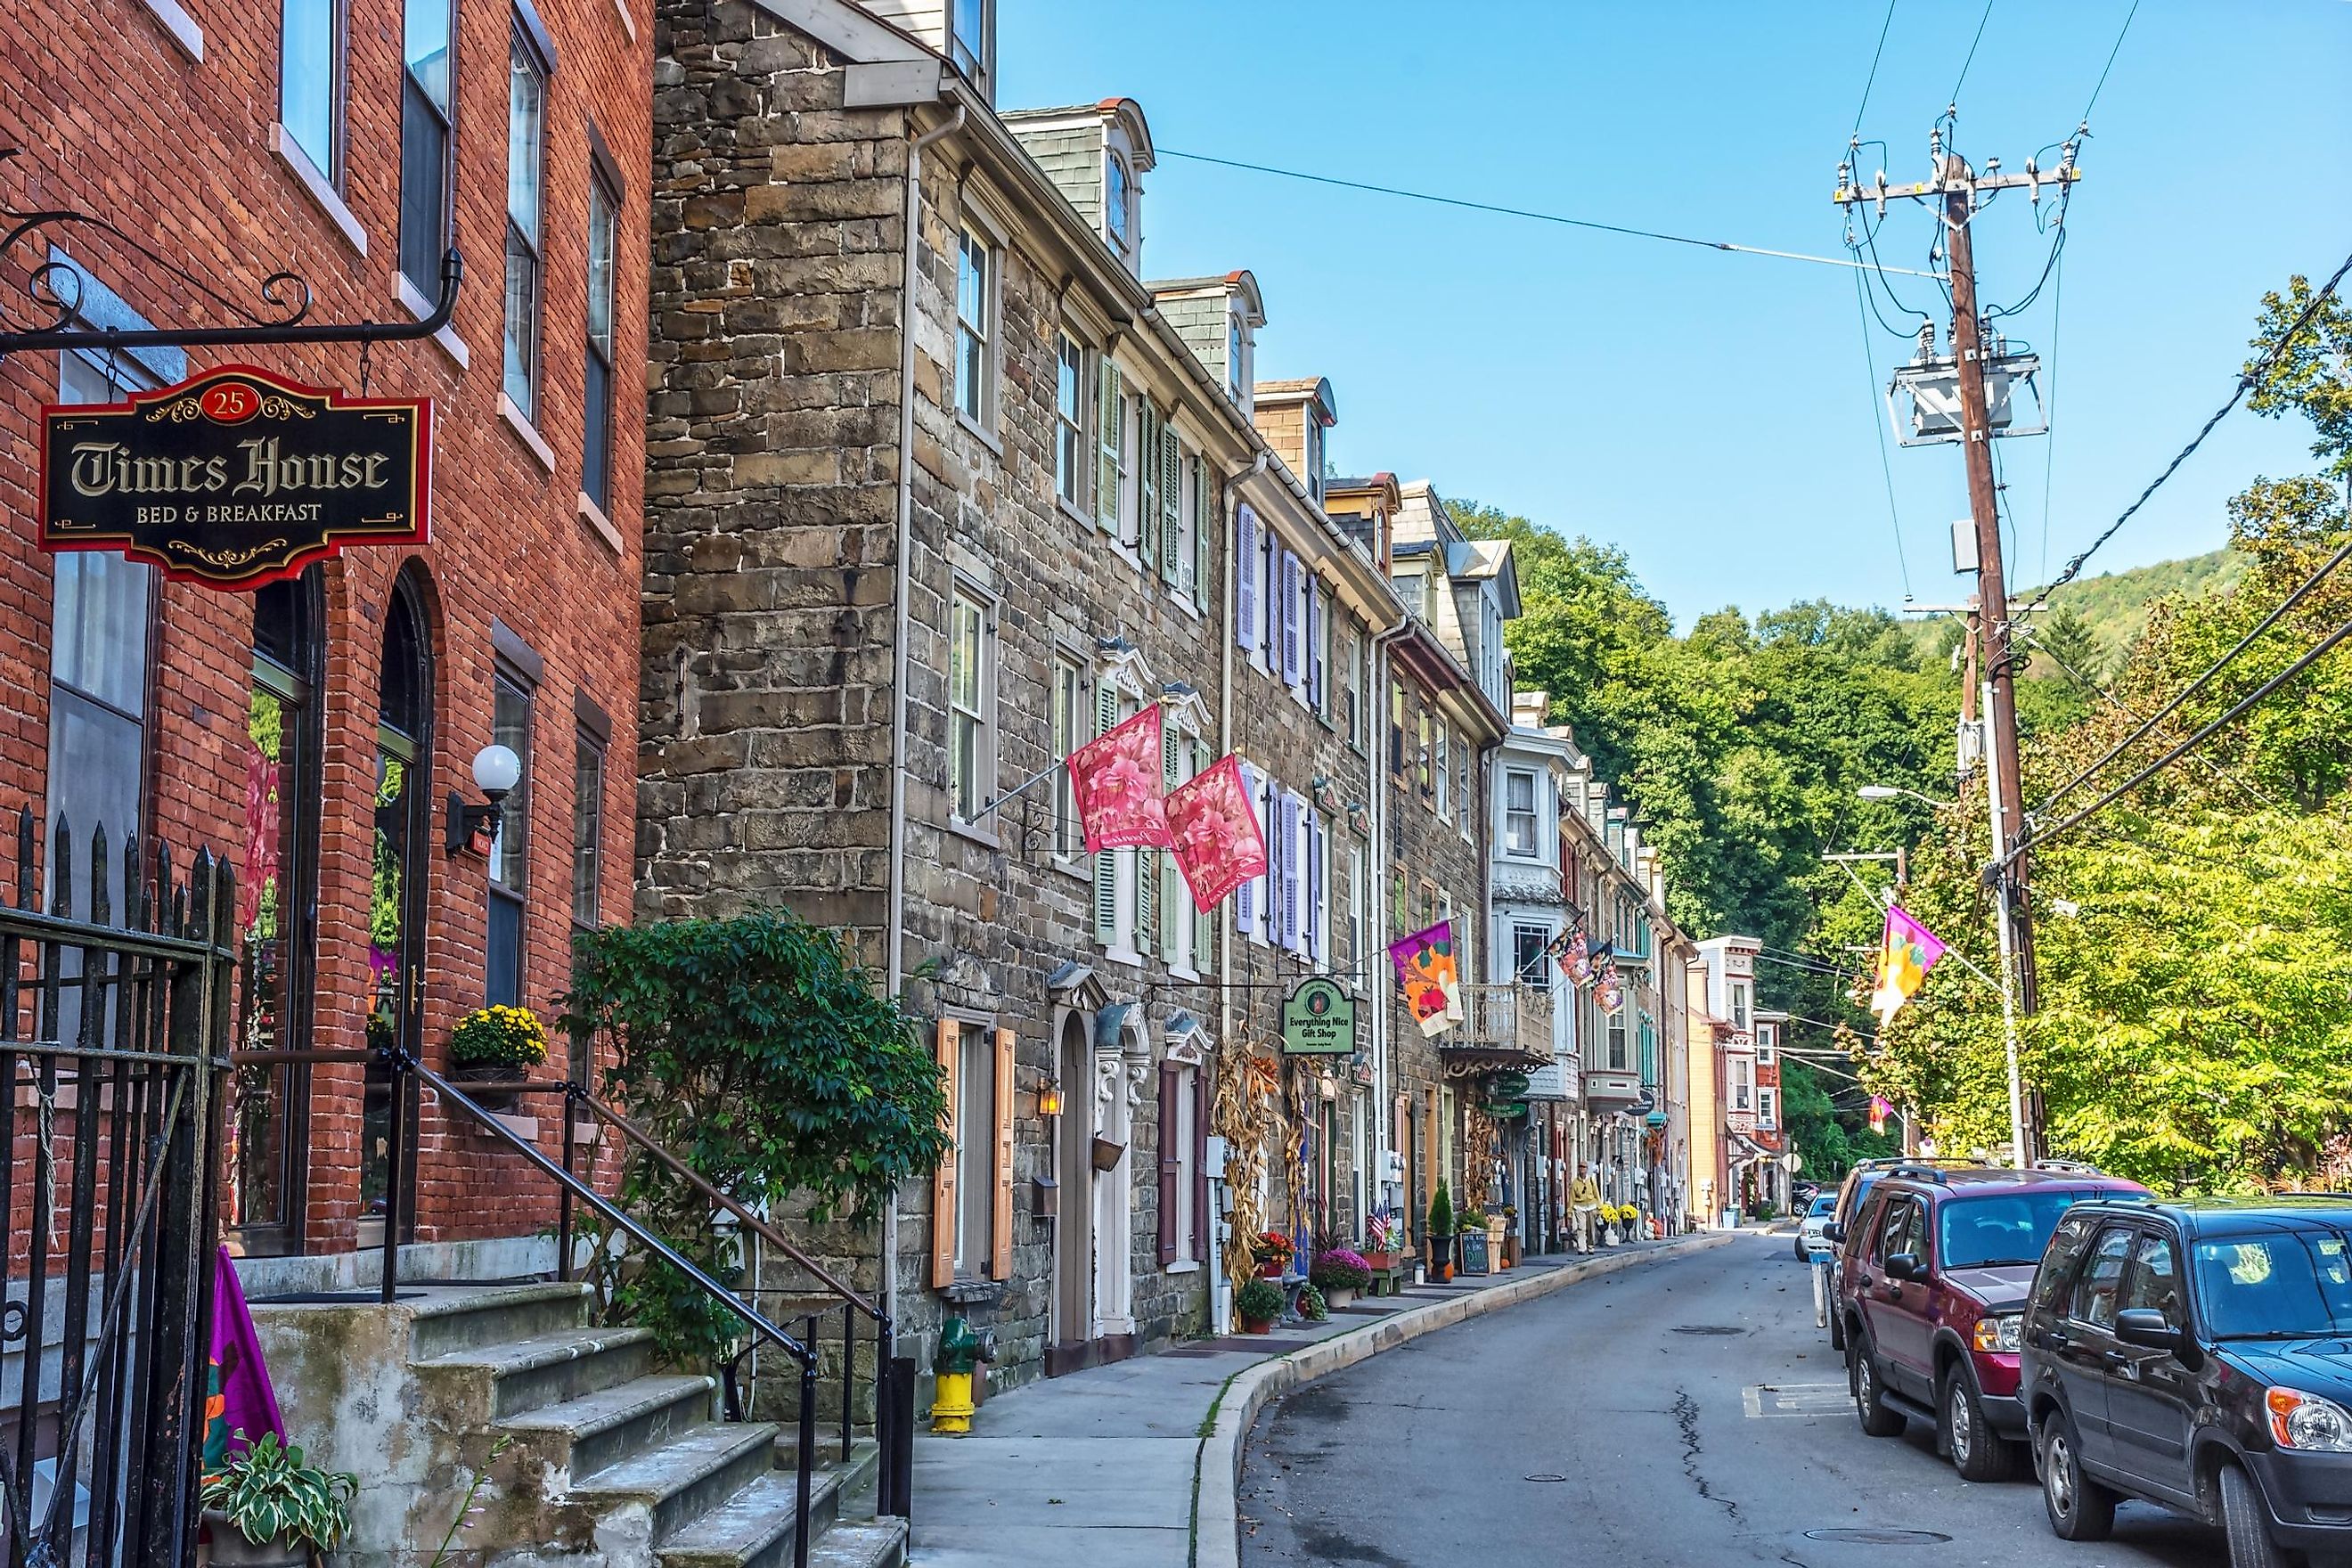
[1281,976,1358,1056]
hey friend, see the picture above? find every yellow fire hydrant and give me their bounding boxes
[930,1315,982,1434]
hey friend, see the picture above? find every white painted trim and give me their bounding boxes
[396,274,471,369]
[498,392,557,472]
[140,0,203,60]
[576,492,623,555]
[609,0,636,41]
[753,0,930,63]
[268,123,366,257]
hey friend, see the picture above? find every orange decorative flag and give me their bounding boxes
[1066,705,1172,853]
[1388,920,1460,1038]
[1166,755,1267,911]
[1871,905,1947,1027]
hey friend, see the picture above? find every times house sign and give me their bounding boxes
[40,364,431,589]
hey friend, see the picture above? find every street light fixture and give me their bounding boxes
[1856,784,1958,808]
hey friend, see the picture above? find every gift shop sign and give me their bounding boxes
[41,365,430,589]
[1280,977,1358,1057]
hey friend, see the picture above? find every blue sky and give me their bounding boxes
[999,1,2352,627]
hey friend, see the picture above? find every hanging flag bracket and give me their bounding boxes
[966,761,1059,825]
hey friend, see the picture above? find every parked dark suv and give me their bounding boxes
[2021,1196,2352,1568]
[1836,1165,2148,1481]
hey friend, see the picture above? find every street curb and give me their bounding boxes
[1189,1230,1739,1568]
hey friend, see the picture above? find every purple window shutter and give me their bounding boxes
[1235,504,1258,651]
[1307,809,1325,964]
[1278,792,1302,951]
[1279,552,1302,686]
[1258,772,1278,944]
[1190,1071,1211,1260]
[1307,586,1325,709]
[1157,1066,1180,1266]
[1235,764,1257,938]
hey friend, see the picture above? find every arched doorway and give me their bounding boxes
[360,568,433,1249]
[231,567,324,1256]
[1047,1007,1095,1374]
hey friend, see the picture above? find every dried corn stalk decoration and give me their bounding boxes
[1462,1104,1497,1213]
[1213,1035,1284,1293]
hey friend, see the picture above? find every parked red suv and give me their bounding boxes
[1833,1164,2148,1481]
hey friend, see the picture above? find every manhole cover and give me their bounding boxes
[1802,1529,1953,1546]
[1672,1324,1746,1335]
[1523,1474,1569,1483]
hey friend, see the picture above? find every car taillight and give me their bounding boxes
[2269,1387,2352,1452]
[1971,1315,2022,1354]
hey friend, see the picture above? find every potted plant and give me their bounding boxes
[1254,1229,1294,1279]
[1499,1205,1520,1268]
[200,1432,358,1568]
[1425,1184,1456,1283]
[1236,1277,1283,1334]
[1360,1212,1399,1274]
[448,1004,550,1112]
[1298,1282,1328,1322]
[1309,1247,1373,1310]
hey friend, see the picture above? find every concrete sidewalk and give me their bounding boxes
[908,1233,1734,1567]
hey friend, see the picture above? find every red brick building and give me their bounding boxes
[0,0,649,1264]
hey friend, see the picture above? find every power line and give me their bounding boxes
[1156,149,1946,279]
[1853,266,1915,599]
[2021,619,2280,809]
[2081,0,2141,123]
[2021,615,2352,861]
[1949,0,1997,107]
[2019,249,2352,618]
[1851,0,1900,139]
[2033,534,2352,816]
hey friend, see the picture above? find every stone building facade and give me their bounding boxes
[642,0,1397,1385]
[1,0,650,1270]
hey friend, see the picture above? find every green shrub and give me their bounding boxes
[1427,1181,1455,1239]
[1236,1278,1284,1322]
[1298,1283,1328,1321]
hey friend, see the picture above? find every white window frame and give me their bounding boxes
[1176,448,1200,598]
[1758,1087,1778,1131]
[954,222,998,432]
[1434,725,1450,821]
[1730,1054,1755,1113]
[1115,391,1140,551]
[1303,418,1324,502]
[1170,1065,1199,1264]
[1105,147,1133,261]
[947,586,995,828]
[1050,650,1084,863]
[1053,330,1086,510]
[1731,980,1751,1033]
[1504,769,1539,858]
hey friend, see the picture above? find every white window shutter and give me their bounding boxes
[1161,429,1182,582]
[1307,809,1326,965]
[1093,682,1119,946]
[1139,401,1160,563]
[1194,470,1214,611]
[1278,792,1302,951]
[1234,762,1257,939]
[1235,505,1258,652]
[1307,584,1325,710]
[1095,362,1122,530]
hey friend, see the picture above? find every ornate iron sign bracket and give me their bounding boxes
[0,174,462,356]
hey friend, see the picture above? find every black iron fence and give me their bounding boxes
[0,811,234,1568]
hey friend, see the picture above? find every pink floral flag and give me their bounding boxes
[1166,755,1268,911]
[1067,705,1173,853]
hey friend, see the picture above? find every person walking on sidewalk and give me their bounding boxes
[1571,1172,1601,1255]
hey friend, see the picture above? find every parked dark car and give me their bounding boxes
[2021,1196,2352,1568]
[1836,1165,2148,1482]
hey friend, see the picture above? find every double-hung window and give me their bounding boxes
[281,0,346,185]
[948,591,992,823]
[1176,453,1200,597]
[1434,726,1450,821]
[948,0,988,81]
[1050,653,1083,860]
[1506,769,1538,856]
[398,0,454,296]
[1729,1054,1754,1112]
[955,226,994,428]
[486,667,534,1007]
[1758,1088,1778,1130]
[1053,331,1085,508]
[1417,712,1433,804]
[934,1018,1010,1285]
[1389,682,1406,778]
[583,166,621,513]
[1609,1009,1630,1073]
[503,20,551,420]
[571,723,605,931]
[1515,925,1548,985]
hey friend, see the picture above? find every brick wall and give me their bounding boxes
[0,0,649,1255]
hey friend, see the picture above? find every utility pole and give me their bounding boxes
[1841,134,2080,1161]
[1942,154,2039,1027]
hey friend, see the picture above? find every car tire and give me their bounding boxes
[1850,1335,1907,1438]
[2039,1411,2116,1542]
[1941,1366,2020,1483]
[2219,1462,2291,1568]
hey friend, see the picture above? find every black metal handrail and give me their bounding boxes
[347,1047,914,1563]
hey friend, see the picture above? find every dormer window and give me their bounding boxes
[1227,315,1243,398]
[1303,419,1324,502]
[951,0,990,84]
[1105,151,1132,257]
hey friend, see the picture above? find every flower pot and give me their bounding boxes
[1240,1316,1273,1335]
[1361,1252,1397,1273]
[449,1064,527,1113]
[1089,1136,1125,1172]
[202,1512,306,1568]
[1256,1259,1284,1279]
[1322,1286,1356,1310]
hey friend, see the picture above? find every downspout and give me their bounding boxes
[886,102,965,1333]
[1366,621,1414,1230]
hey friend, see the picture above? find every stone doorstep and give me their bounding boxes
[569,1420,783,1543]
[418,1322,665,1422]
[800,1520,907,1568]
[497,1373,719,1483]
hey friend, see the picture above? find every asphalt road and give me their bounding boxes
[1238,1232,2227,1567]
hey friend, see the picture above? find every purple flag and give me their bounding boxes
[209,1247,285,1451]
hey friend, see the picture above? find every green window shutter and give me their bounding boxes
[1138,401,1161,564]
[1194,471,1214,610]
[1160,429,1181,583]
[1093,682,1119,945]
[1189,741,1214,968]
[1095,361,1122,530]
[1159,723,1181,962]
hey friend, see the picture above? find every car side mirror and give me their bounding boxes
[1885,1253,1922,1281]
[2114,1307,2196,1362]
[1823,1222,1845,1245]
